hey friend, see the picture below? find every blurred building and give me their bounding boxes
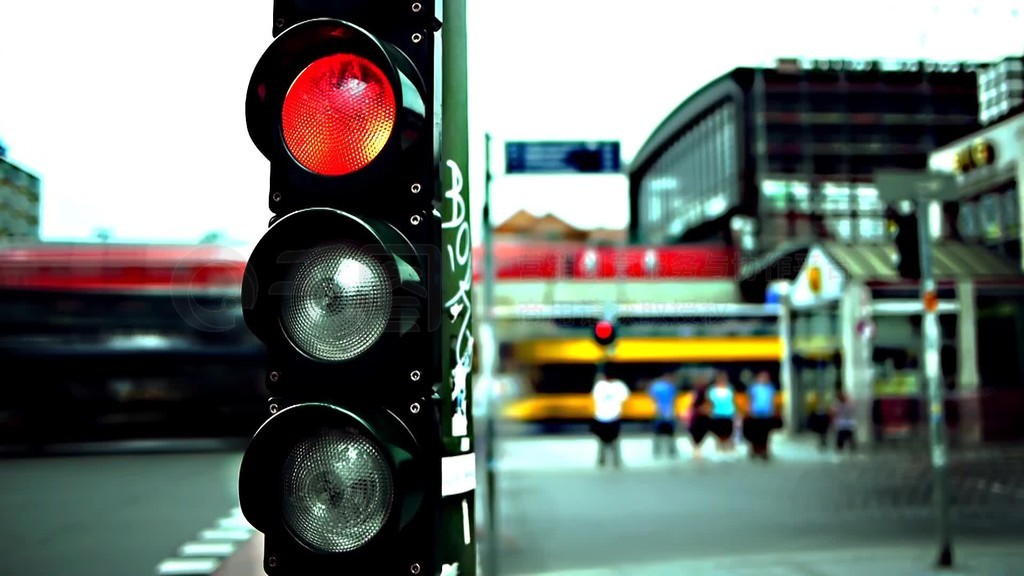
[495,209,626,245]
[978,55,1023,126]
[629,58,983,255]
[629,58,1024,444]
[0,157,40,242]
[924,103,1024,441]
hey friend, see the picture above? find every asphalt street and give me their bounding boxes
[488,435,1024,576]
[0,444,246,576]
[0,434,1022,576]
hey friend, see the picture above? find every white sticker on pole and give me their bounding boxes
[441,453,477,496]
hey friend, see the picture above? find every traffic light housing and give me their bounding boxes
[593,319,617,347]
[236,3,473,574]
[889,211,922,280]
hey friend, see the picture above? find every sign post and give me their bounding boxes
[875,170,958,569]
[478,138,621,573]
[480,132,500,576]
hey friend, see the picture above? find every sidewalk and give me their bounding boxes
[494,433,844,472]
[493,432,1024,472]
[509,543,1024,576]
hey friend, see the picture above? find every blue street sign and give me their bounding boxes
[505,141,621,174]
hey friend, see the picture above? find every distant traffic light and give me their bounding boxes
[593,319,617,347]
[889,211,922,279]
[236,3,473,574]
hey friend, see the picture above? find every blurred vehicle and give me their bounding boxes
[0,242,266,445]
[498,313,786,429]
[500,365,785,427]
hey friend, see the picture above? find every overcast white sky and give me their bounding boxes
[1,0,1022,246]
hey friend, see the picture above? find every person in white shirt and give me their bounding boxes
[832,389,857,454]
[591,372,631,468]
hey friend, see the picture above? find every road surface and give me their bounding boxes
[488,434,1024,575]
[0,442,249,576]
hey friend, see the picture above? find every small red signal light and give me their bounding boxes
[282,53,397,176]
[594,320,616,346]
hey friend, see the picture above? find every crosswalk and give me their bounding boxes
[155,508,257,576]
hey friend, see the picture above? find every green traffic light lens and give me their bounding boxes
[281,427,395,553]
[281,53,397,176]
[281,242,393,362]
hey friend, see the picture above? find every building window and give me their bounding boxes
[722,104,736,178]
[761,180,789,212]
[959,201,979,240]
[789,180,811,212]
[1002,186,1019,238]
[821,183,851,214]
[650,192,663,225]
[980,193,1003,241]
[859,217,886,241]
[855,185,882,212]
[826,216,853,241]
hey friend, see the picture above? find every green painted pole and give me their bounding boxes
[438,0,477,574]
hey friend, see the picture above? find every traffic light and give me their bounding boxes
[237,2,473,574]
[593,319,617,347]
[888,210,921,279]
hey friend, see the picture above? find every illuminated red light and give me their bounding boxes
[281,53,397,176]
[595,321,614,340]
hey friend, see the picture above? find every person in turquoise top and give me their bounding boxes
[744,371,780,460]
[707,371,737,453]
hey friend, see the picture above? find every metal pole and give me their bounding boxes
[917,200,953,568]
[779,292,799,437]
[482,132,500,576]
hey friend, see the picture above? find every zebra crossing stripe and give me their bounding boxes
[178,542,238,557]
[156,559,221,575]
[199,529,254,542]
[217,516,254,530]
[156,509,258,575]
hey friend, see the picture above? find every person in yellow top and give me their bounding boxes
[806,390,832,451]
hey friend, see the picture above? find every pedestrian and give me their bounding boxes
[648,370,679,458]
[744,371,780,460]
[687,374,712,460]
[806,390,832,451]
[832,389,857,455]
[591,371,630,469]
[708,371,737,454]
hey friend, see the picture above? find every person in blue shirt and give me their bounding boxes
[744,371,780,460]
[707,371,737,453]
[648,370,679,458]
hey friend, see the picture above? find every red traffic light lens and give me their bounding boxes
[595,321,613,340]
[282,53,397,176]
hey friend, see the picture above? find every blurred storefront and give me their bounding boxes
[928,109,1024,269]
[779,241,1023,446]
[924,105,1024,443]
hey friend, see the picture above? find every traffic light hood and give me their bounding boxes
[246,18,426,190]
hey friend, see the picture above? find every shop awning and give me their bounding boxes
[739,240,811,282]
[821,241,1021,282]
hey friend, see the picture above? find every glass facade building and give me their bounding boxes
[629,60,983,255]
